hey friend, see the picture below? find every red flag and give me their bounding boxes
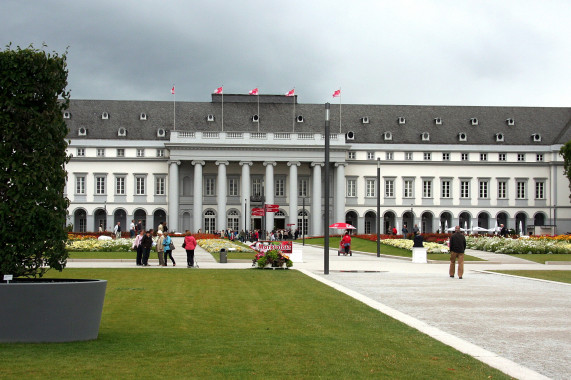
[332,89,341,98]
[285,89,295,97]
[171,86,175,95]
[249,88,259,95]
[214,86,223,94]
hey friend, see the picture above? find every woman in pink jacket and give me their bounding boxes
[184,231,198,268]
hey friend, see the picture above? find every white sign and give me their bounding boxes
[3,275,13,281]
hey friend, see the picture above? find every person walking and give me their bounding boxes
[401,224,408,238]
[141,230,153,266]
[156,230,166,266]
[183,231,198,268]
[341,231,352,256]
[129,219,135,238]
[163,233,175,266]
[449,225,467,279]
[113,222,121,239]
[133,230,144,266]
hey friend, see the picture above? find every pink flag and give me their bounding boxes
[214,86,223,94]
[332,89,341,98]
[171,86,175,95]
[285,89,295,97]
[249,88,259,95]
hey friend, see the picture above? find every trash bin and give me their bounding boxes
[220,248,227,263]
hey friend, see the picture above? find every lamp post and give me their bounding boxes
[244,198,247,238]
[324,102,330,275]
[302,196,306,246]
[376,158,380,257]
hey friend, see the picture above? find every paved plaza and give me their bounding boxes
[68,239,571,380]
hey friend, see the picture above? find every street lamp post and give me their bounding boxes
[244,198,247,239]
[376,158,380,257]
[302,196,306,246]
[324,102,330,275]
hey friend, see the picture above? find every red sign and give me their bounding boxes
[264,204,279,212]
[251,241,292,254]
[252,208,264,212]
[287,223,295,226]
[251,210,265,216]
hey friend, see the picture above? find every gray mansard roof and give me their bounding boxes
[65,95,571,146]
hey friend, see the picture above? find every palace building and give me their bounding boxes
[64,94,571,235]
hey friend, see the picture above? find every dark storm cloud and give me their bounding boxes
[1,0,570,106]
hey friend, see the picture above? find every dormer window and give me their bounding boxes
[102,112,109,120]
[421,132,430,141]
[383,131,392,141]
[157,128,166,138]
[532,133,542,142]
[458,132,467,142]
[118,128,127,137]
[207,114,215,122]
[470,118,478,126]
[140,113,147,120]
[63,111,71,119]
[434,117,442,125]
[297,115,304,123]
[252,114,259,122]
[506,118,515,126]
[398,117,406,125]
[361,117,369,124]
[346,131,355,140]
[496,133,504,142]
[78,127,87,136]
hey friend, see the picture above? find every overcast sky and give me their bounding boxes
[2,0,570,106]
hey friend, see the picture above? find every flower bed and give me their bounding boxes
[252,249,293,268]
[66,238,134,252]
[381,239,449,253]
[466,236,571,254]
[197,239,256,254]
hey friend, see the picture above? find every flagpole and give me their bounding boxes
[257,91,260,133]
[339,87,342,134]
[173,85,176,131]
[221,87,224,132]
[292,88,295,133]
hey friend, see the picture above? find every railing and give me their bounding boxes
[169,131,344,146]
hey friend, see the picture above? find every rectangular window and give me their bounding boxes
[479,180,488,199]
[347,151,356,159]
[229,178,239,197]
[441,180,451,198]
[499,153,506,161]
[157,149,165,157]
[136,177,145,195]
[298,179,309,197]
[366,179,376,197]
[76,176,85,194]
[461,153,469,161]
[517,153,525,162]
[423,152,431,161]
[76,148,85,157]
[403,179,413,198]
[536,154,544,162]
[498,180,507,199]
[116,177,125,195]
[136,149,145,158]
[480,153,488,161]
[205,177,216,196]
[516,181,526,199]
[252,178,263,197]
[346,179,356,197]
[442,152,450,161]
[97,148,105,157]
[385,152,393,160]
[116,148,124,157]
[535,181,545,199]
[156,177,166,195]
[95,176,105,194]
[385,179,394,198]
[274,178,284,197]
[367,152,375,160]
[460,180,470,198]
[422,180,432,198]
[405,152,413,161]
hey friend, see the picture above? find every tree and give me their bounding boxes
[560,140,571,202]
[0,44,70,278]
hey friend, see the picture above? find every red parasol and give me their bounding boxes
[329,223,356,229]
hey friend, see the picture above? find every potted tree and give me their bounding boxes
[0,44,106,343]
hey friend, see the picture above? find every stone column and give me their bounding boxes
[216,161,229,232]
[192,160,204,233]
[264,161,276,233]
[168,160,181,233]
[311,162,323,236]
[240,161,252,232]
[334,163,346,224]
[288,161,300,228]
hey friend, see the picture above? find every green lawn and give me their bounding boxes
[0,269,509,379]
[298,237,484,261]
[491,270,571,284]
[507,253,571,264]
